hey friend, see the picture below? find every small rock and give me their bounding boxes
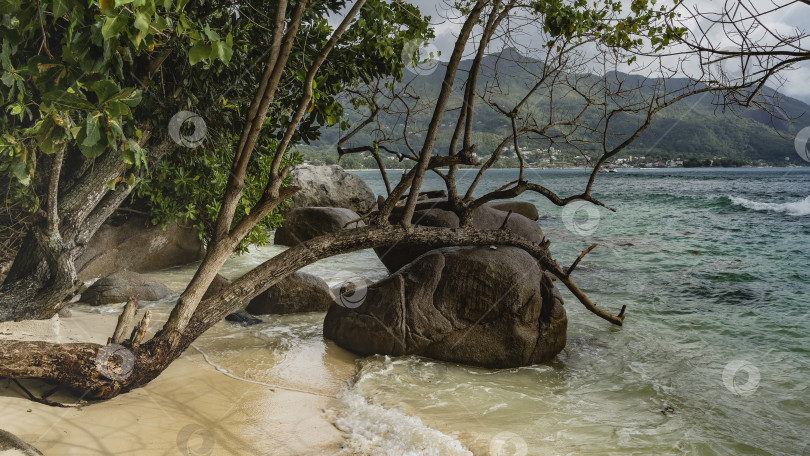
[81,270,173,306]
[225,310,262,327]
[58,307,72,318]
[246,271,333,315]
[0,429,44,455]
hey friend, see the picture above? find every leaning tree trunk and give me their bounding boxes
[0,224,623,400]
[0,0,632,402]
[0,135,174,322]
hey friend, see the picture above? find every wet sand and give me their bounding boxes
[0,309,356,455]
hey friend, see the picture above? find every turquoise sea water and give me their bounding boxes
[338,168,810,455]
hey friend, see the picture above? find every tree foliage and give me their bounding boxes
[0,0,234,209]
[1,0,432,251]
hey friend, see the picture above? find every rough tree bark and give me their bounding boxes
[0,223,621,398]
[6,0,785,403]
[0,134,174,322]
[0,1,377,402]
[0,1,624,401]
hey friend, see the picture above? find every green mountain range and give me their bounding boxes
[299,49,810,168]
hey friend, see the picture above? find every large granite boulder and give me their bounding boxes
[486,200,539,221]
[324,246,566,368]
[81,270,174,306]
[375,202,544,272]
[0,429,43,455]
[246,271,333,315]
[274,207,364,246]
[76,216,204,281]
[287,165,376,213]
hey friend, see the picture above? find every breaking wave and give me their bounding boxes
[728,195,810,216]
[331,388,472,456]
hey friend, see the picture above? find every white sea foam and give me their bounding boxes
[728,195,810,216]
[331,388,472,456]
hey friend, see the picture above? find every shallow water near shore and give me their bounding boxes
[146,167,810,455]
[335,168,810,455]
[2,168,809,455]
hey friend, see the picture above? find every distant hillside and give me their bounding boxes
[299,49,810,168]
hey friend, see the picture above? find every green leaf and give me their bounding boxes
[82,114,102,147]
[188,42,211,65]
[1,71,13,87]
[107,178,118,191]
[122,147,136,164]
[53,0,72,17]
[133,12,150,32]
[11,159,29,185]
[102,15,128,40]
[42,90,93,110]
[107,118,124,137]
[106,100,130,118]
[80,139,107,158]
[211,41,233,64]
[152,15,168,31]
[126,173,136,186]
[91,79,121,104]
[36,117,66,155]
[204,25,220,41]
[116,88,142,107]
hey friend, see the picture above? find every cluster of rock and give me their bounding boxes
[269,166,567,367]
[74,165,566,368]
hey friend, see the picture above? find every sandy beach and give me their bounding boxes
[0,308,356,455]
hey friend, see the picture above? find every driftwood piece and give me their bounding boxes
[129,310,151,349]
[110,298,138,345]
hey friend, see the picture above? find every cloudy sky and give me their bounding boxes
[382,0,810,105]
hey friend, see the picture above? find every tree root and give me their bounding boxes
[10,379,78,408]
